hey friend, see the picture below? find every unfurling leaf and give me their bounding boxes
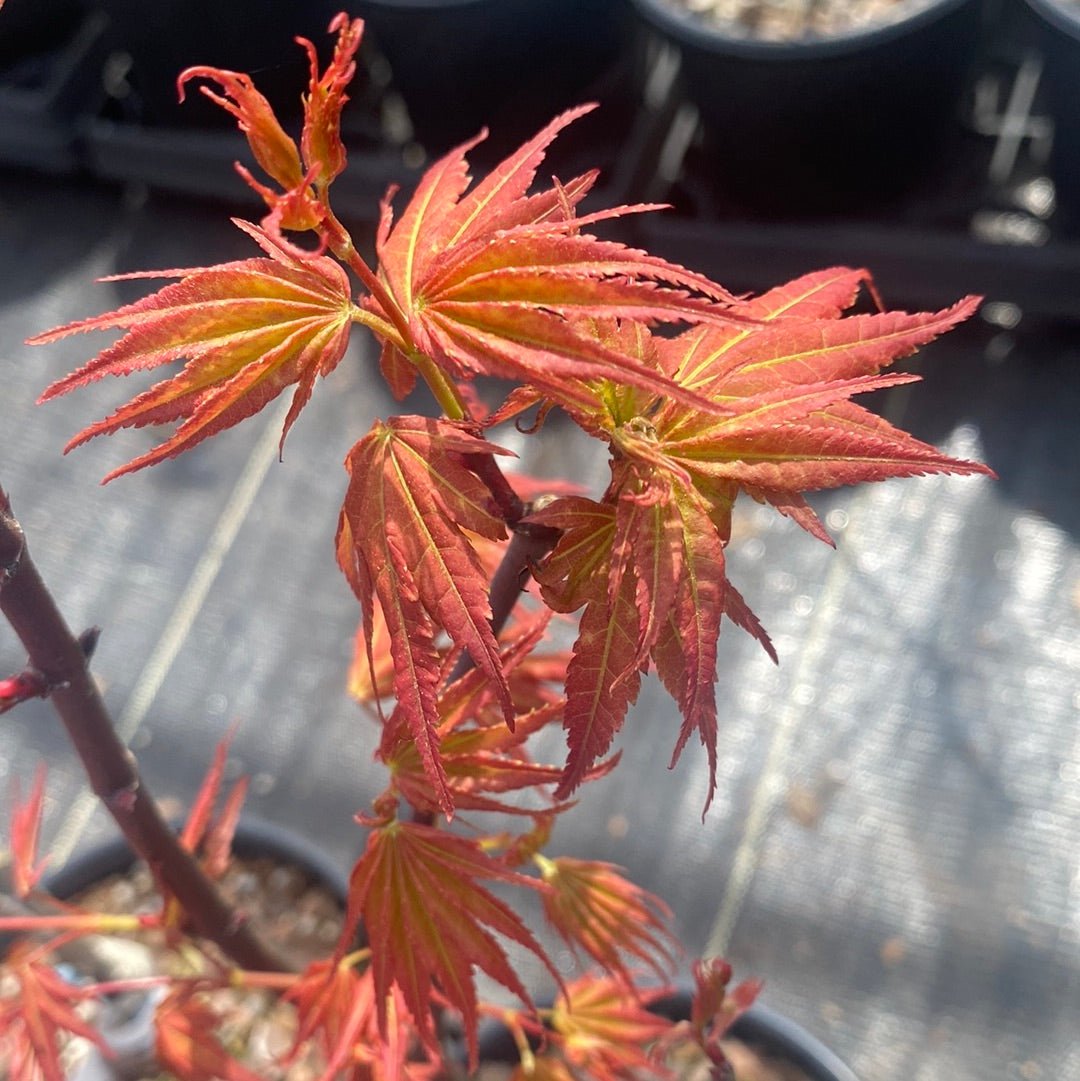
[336,417,515,814]
[155,990,263,1081]
[32,221,359,481]
[530,476,732,807]
[690,957,761,1042]
[8,764,49,897]
[339,820,558,1066]
[537,856,678,985]
[0,668,50,716]
[299,13,364,192]
[179,14,364,232]
[552,974,676,1081]
[1,947,111,1081]
[688,958,762,1074]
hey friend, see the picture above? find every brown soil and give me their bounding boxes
[668,0,940,41]
[64,856,345,1080]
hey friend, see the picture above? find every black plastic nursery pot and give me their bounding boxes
[0,0,87,66]
[41,815,350,906]
[1022,0,1080,232]
[627,0,982,217]
[92,0,348,127]
[11,818,348,1080]
[477,986,860,1081]
[29,823,858,1080]
[349,0,630,155]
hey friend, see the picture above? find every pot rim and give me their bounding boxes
[40,815,350,904]
[1024,0,1080,37]
[477,984,860,1081]
[729,1001,860,1081]
[628,0,975,60]
[355,0,504,9]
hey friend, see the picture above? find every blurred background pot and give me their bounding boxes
[1022,0,1080,232]
[0,0,87,66]
[350,0,630,156]
[628,0,983,217]
[93,0,347,127]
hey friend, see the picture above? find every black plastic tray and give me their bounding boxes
[2,6,1077,323]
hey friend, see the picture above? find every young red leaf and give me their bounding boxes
[177,69,304,198]
[177,724,248,880]
[289,961,434,1081]
[287,960,389,1081]
[687,958,763,1074]
[1,946,112,1081]
[180,725,238,854]
[537,856,678,985]
[528,495,616,613]
[551,974,676,1081]
[690,957,762,1042]
[536,478,737,807]
[666,265,874,393]
[648,484,730,812]
[200,775,248,881]
[155,990,264,1081]
[179,15,364,233]
[298,14,364,191]
[0,668,49,716]
[380,625,572,816]
[527,493,641,796]
[32,220,359,481]
[386,712,570,816]
[541,283,992,811]
[367,106,751,415]
[336,416,517,814]
[157,728,246,929]
[653,296,982,447]
[338,820,558,1066]
[9,764,49,897]
[557,554,641,799]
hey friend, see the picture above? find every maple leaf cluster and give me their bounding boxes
[9,10,994,1081]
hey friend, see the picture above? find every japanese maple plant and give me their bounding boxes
[0,12,992,1081]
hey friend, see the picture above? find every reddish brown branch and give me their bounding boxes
[467,451,527,526]
[446,515,562,689]
[0,487,292,974]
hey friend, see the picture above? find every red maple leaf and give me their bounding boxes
[336,416,518,814]
[338,819,558,1066]
[375,613,589,816]
[154,990,264,1081]
[365,105,750,416]
[683,958,763,1075]
[528,271,994,809]
[30,220,360,481]
[537,856,678,985]
[0,945,112,1081]
[286,960,437,1081]
[551,974,677,1081]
